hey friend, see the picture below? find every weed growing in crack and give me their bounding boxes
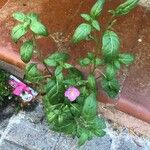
[11,0,139,146]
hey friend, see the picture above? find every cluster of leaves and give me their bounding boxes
[11,12,48,63]
[0,69,12,106]
[43,52,106,146]
[72,0,137,98]
[11,0,139,146]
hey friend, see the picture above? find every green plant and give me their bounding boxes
[0,69,12,105]
[11,0,139,146]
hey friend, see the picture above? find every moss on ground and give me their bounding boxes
[0,69,12,106]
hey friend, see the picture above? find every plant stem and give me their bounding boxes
[105,14,115,31]
[93,14,116,78]
[91,33,100,74]
[32,34,53,76]
[96,69,106,80]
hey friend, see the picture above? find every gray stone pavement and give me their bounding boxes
[0,103,149,150]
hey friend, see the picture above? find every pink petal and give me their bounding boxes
[64,86,80,101]
[13,87,24,96]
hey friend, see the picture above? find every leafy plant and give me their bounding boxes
[0,69,12,106]
[11,0,139,146]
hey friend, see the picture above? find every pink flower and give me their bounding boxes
[64,86,80,101]
[12,82,30,96]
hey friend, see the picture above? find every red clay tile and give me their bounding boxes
[116,10,150,123]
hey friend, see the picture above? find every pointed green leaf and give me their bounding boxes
[55,66,63,76]
[54,121,77,135]
[119,53,134,65]
[12,12,26,22]
[115,0,140,16]
[72,23,92,43]
[44,59,57,67]
[82,92,97,119]
[70,103,81,116]
[105,64,116,80]
[80,58,91,66]
[113,60,121,70]
[95,117,106,129]
[81,14,91,21]
[87,52,95,60]
[63,63,73,69]
[67,68,84,80]
[94,128,106,137]
[92,20,100,31]
[27,12,39,21]
[44,78,56,93]
[89,117,106,137]
[102,31,120,59]
[90,0,105,18]
[25,63,42,82]
[20,40,33,63]
[47,112,57,123]
[95,58,103,67]
[30,21,48,36]
[78,131,89,146]
[87,74,96,90]
[46,83,64,104]
[11,24,27,42]
[44,52,69,67]
[101,78,120,99]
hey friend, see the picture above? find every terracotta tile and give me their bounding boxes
[117,10,150,123]
[0,0,144,66]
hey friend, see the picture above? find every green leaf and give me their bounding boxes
[87,52,95,60]
[92,20,100,31]
[113,60,121,70]
[93,128,106,137]
[54,121,77,135]
[80,58,91,67]
[12,12,26,22]
[27,12,39,21]
[90,0,105,18]
[44,59,57,67]
[55,66,63,76]
[63,63,73,69]
[102,31,120,59]
[95,117,106,129]
[70,103,81,116]
[101,78,120,99]
[105,64,116,80]
[46,81,64,103]
[87,74,96,90]
[67,68,84,80]
[44,78,56,93]
[78,129,89,146]
[44,52,69,67]
[46,112,57,123]
[82,92,97,120]
[119,53,134,65]
[95,58,103,67]
[81,14,91,21]
[72,23,92,43]
[30,21,48,36]
[115,0,140,16]
[63,78,76,86]
[25,63,42,83]
[20,40,33,63]
[11,24,27,42]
